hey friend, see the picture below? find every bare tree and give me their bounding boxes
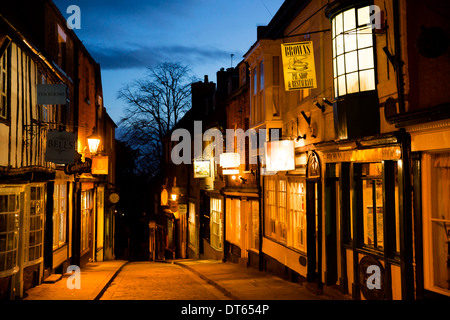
[118,62,195,175]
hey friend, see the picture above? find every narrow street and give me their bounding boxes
[97,260,332,301]
[99,262,230,300]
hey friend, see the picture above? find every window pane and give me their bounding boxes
[334,78,338,97]
[345,51,358,73]
[338,75,346,96]
[337,55,345,76]
[344,32,357,52]
[336,34,344,56]
[358,48,374,70]
[357,28,373,49]
[359,69,376,91]
[358,6,371,26]
[333,58,337,77]
[343,8,356,31]
[346,72,359,94]
[335,13,343,36]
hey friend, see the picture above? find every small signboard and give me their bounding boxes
[45,130,76,164]
[92,156,109,175]
[37,84,67,105]
[193,160,211,178]
[281,41,317,91]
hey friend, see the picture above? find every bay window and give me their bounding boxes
[332,5,376,98]
[264,175,307,251]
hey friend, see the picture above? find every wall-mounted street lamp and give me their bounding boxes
[87,133,101,155]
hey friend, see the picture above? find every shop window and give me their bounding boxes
[361,163,384,249]
[265,175,306,247]
[188,202,196,248]
[288,177,307,252]
[249,200,259,251]
[332,5,376,98]
[423,153,450,295]
[27,185,44,263]
[352,162,399,254]
[81,190,93,252]
[264,176,277,238]
[226,198,241,246]
[210,198,222,251]
[53,183,67,249]
[278,178,287,242]
[0,190,19,273]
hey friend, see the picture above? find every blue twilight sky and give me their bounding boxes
[53,0,285,127]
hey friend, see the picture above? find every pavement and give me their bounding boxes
[21,259,348,301]
[22,260,129,300]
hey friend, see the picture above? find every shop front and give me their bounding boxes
[408,119,450,299]
[0,182,48,299]
[319,131,410,300]
[224,191,259,267]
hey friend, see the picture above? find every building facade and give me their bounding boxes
[157,0,448,300]
[0,0,116,299]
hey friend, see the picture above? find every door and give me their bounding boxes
[325,166,339,285]
[306,181,318,282]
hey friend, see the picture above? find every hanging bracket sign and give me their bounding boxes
[281,41,317,91]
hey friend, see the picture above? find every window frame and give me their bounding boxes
[53,182,68,250]
[210,198,223,251]
[25,184,45,265]
[331,4,378,98]
[0,188,21,275]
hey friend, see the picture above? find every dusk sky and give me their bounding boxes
[53,0,285,127]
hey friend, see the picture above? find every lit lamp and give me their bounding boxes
[171,193,177,201]
[87,134,101,155]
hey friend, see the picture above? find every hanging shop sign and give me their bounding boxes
[193,160,211,178]
[109,192,120,204]
[281,41,317,91]
[45,130,77,164]
[92,156,109,175]
[37,84,67,105]
[64,157,92,175]
[220,153,240,175]
[265,140,295,172]
[161,188,169,206]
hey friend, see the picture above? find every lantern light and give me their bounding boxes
[87,134,101,155]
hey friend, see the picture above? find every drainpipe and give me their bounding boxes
[393,0,406,113]
[257,155,263,271]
